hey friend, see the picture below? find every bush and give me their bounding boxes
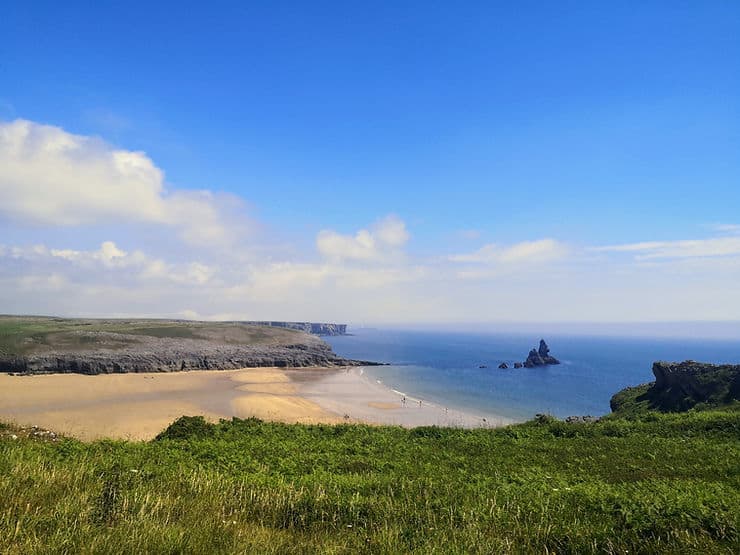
[155,415,216,440]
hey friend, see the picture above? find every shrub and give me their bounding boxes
[155,415,216,440]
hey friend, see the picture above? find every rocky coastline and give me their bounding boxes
[0,341,372,376]
[0,318,375,376]
[610,360,740,413]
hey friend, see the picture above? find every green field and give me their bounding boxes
[0,315,311,357]
[2,407,738,554]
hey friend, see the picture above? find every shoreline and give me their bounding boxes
[297,367,515,428]
[0,366,515,441]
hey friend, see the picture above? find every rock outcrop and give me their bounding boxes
[0,332,375,376]
[498,362,508,369]
[610,360,740,413]
[522,339,560,367]
[564,415,600,424]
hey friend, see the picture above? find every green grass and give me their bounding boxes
[2,409,738,553]
[0,315,309,356]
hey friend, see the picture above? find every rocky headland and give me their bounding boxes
[610,360,740,414]
[0,316,374,376]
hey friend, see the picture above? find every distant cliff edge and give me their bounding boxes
[240,321,348,336]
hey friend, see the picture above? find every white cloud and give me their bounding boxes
[449,238,569,264]
[0,119,241,246]
[1,229,739,323]
[186,262,215,285]
[239,259,424,299]
[373,214,409,247]
[50,241,127,266]
[316,214,409,261]
[2,240,215,286]
[592,237,740,260]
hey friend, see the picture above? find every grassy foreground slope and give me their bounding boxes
[2,410,738,554]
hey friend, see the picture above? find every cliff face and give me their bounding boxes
[0,318,369,375]
[610,360,740,414]
[650,360,740,408]
[1,342,360,375]
[240,322,347,336]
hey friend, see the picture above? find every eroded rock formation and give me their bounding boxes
[610,360,740,413]
[523,339,561,367]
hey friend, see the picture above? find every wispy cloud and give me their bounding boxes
[711,223,740,235]
[2,241,215,286]
[449,238,569,264]
[591,237,740,260]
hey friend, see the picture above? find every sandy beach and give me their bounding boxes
[296,367,514,428]
[0,366,513,440]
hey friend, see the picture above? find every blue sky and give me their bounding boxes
[1,2,739,325]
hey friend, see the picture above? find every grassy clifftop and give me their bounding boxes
[0,315,317,357]
[2,409,739,553]
[0,316,360,374]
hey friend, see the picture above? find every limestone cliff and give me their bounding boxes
[610,360,740,414]
[0,317,370,375]
[0,338,363,375]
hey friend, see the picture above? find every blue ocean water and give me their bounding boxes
[325,329,740,421]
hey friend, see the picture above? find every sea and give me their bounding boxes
[325,328,740,421]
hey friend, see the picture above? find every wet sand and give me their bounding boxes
[297,367,514,428]
[0,366,513,441]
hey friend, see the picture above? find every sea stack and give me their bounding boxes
[523,339,560,367]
